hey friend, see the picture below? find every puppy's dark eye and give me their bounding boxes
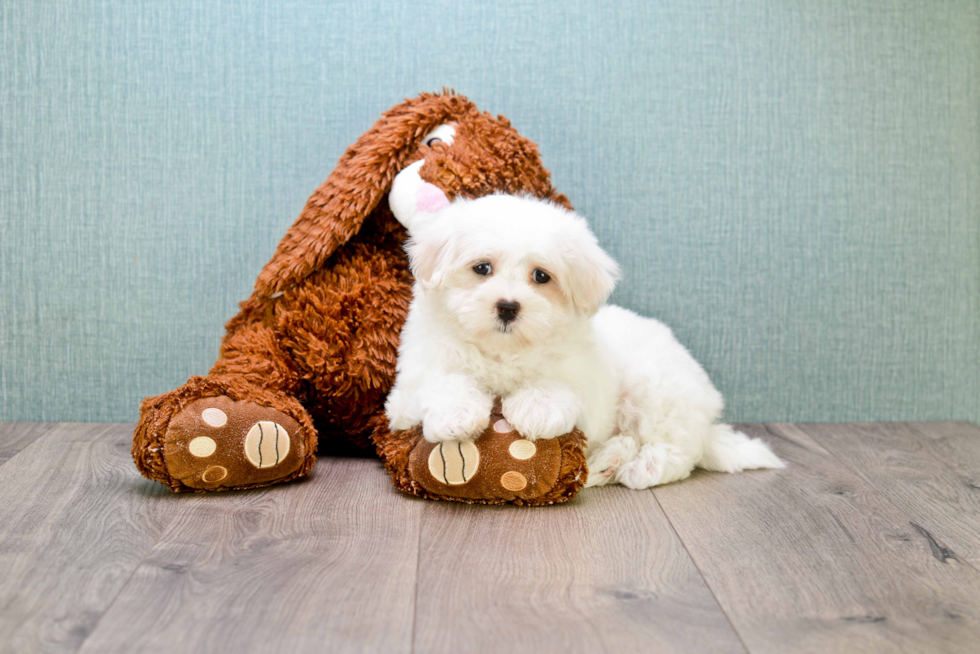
[473,262,492,276]
[532,269,551,284]
[424,137,443,147]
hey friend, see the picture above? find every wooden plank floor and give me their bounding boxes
[1,421,979,654]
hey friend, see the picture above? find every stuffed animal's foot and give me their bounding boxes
[374,400,588,505]
[162,396,307,490]
[133,377,318,492]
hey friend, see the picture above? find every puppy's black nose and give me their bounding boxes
[496,300,521,323]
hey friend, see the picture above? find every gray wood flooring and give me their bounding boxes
[1,421,979,654]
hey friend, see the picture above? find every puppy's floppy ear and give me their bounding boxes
[254,93,473,296]
[561,219,621,316]
[404,221,457,289]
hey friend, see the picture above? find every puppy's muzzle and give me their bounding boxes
[495,300,521,324]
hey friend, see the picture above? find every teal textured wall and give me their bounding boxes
[1,1,978,424]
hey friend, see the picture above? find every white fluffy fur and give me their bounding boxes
[385,171,784,489]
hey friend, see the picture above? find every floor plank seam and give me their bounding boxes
[0,427,51,470]
[647,488,753,654]
[409,502,424,654]
[796,424,980,578]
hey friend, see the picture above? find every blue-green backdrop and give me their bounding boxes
[2,1,978,424]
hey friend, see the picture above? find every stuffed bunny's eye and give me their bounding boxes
[423,124,456,148]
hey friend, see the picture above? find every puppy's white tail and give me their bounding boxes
[697,423,785,473]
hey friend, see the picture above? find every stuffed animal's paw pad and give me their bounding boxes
[428,440,480,485]
[499,470,528,491]
[188,436,217,457]
[200,407,227,427]
[243,421,291,468]
[162,397,306,490]
[508,438,536,460]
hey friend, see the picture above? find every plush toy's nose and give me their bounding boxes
[496,300,521,323]
[389,159,449,231]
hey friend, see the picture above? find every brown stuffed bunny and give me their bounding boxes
[133,92,588,504]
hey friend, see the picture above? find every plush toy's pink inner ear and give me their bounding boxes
[417,183,450,214]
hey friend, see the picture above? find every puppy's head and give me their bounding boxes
[405,194,620,350]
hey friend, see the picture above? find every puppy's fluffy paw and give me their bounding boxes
[422,394,493,443]
[502,386,578,440]
[615,443,690,489]
[384,389,416,432]
[585,436,639,487]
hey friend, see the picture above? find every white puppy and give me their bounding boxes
[384,161,784,489]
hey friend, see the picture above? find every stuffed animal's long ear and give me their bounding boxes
[254,93,472,296]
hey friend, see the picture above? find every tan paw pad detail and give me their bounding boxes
[493,418,513,433]
[188,436,217,458]
[243,421,290,468]
[202,466,228,483]
[508,439,536,460]
[428,440,480,485]
[500,471,528,491]
[201,407,227,427]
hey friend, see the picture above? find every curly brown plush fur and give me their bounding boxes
[133,91,586,503]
